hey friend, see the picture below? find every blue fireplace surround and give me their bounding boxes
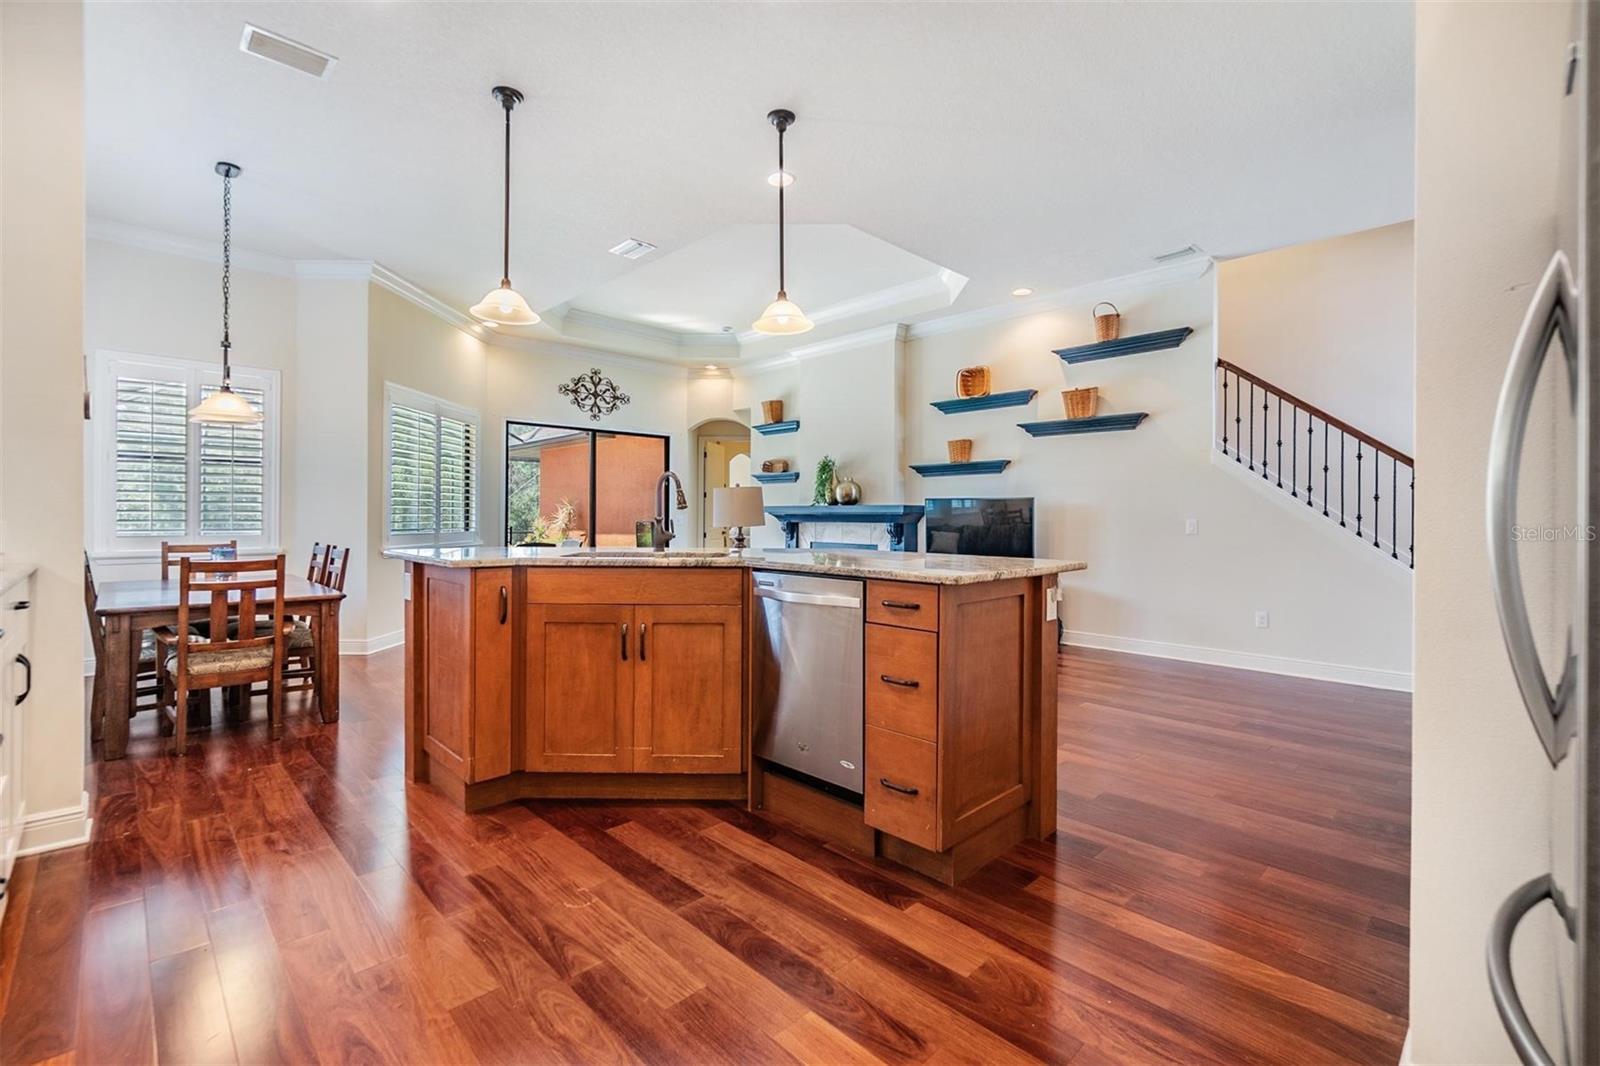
[762,504,926,552]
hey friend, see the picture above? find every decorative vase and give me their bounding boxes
[835,476,862,505]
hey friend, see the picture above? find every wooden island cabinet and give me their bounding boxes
[395,548,1081,884]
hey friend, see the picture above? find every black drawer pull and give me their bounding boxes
[880,599,921,611]
[879,674,920,689]
[879,778,920,796]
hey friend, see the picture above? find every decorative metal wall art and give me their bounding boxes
[558,367,631,421]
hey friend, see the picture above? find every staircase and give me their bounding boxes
[1215,359,1414,569]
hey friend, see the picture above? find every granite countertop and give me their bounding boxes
[382,545,1086,586]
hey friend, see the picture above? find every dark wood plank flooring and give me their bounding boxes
[0,645,1410,1064]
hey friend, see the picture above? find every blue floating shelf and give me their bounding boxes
[754,420,800,436]
[910,460,1012,477]
[1019,413,1148,436]
[1054,327,1194,365]
[930,389,1038,415]
[751,471,800,484]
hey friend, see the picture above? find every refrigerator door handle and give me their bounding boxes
[1487,250,1580,766]
[1487,874,1569,1066]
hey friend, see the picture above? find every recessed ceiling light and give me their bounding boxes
[1011,287,1033,297]
[608,238,657,260]
[704,364,720,371]
[767,170,794,188]
[239,24,337,79]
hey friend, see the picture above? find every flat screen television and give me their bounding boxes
[923,497,1035,559]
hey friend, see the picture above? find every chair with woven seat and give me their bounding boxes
[282,544,348,696]
[156,554,286,754]
[84,552,161,742]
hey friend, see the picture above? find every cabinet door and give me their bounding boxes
[633,605,742,773]
[524,604,634,772]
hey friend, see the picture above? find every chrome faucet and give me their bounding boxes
[651,471,688,551]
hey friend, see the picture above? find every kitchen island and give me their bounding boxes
[386,546,1084,883]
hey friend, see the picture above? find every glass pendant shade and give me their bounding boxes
[752,293,814,335]
[190,384,262,424]
[470,284,540,325]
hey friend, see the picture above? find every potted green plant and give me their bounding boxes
[813,455,837,505]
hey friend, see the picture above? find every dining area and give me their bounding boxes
[85,540,349,760]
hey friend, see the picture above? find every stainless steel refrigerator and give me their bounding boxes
[1485,5,1597,1062]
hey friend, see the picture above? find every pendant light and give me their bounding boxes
[470,86,540,326]
[753,108,814,335]
[190,162,263,425]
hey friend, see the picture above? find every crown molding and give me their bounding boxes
[295,259,375,281]
[903,257,1214,340]
[732,269,966,347]
[88,217,296,276]
[562,307,740,350]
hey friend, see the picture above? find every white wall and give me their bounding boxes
[1410,2,1572,1061]
[2,0,90,849]
[1219,222,1415,452]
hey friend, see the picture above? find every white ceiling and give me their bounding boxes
[85,2,1414,363]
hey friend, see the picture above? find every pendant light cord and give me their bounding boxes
[776,122,786,297]
[220,169,232,388]
[501,97,512,288]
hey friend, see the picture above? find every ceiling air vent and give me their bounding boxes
[608,238,657,260]
[239,24,337,79]
[1153,244,1203,263]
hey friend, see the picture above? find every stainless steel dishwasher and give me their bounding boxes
[751,571,864,795]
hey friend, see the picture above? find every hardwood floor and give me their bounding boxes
[0,645,1410,1064]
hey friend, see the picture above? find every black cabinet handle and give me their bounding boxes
[15,654,30,706]
[880,599,921,611]
[879,674,920,689]
[620,622,629,661]
[639,623,647,662]
[498,586,508,625]
[879,778,920,796]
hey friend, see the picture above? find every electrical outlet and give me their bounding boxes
[1184,518,1199,535]
[1254,610,1270,629]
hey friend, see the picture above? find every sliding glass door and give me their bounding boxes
[505,421,669,547]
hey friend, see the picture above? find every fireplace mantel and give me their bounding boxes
[762,504,925,552]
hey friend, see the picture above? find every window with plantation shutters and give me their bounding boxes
[385,384,479,545]
[91,352,280,555]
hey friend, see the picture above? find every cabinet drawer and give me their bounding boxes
[529,569,742,606]
[865,726,938,850]
[865,580,938,631]
[865,624,937,741]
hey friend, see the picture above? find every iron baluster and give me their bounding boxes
[1234,373,1242,463]
[1247,382,1255,471]
[1372,452,1381,548]
[1355,443,1363,538]
[1290,407,1298,498]
[1390,459,1398,559]
[1221,369,1229,457]
[1309,417,1316,507]
[1261,392,1270,480]
[1338,430,1345,525]
[1409,468,1415,568]
[1273,396,1282,486]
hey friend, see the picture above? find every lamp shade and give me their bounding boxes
[752,295,813,335]
[712,485,766,529]
[470,284,540,326]
[190,386,263,425]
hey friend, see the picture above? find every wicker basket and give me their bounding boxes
[760,399,785,425]
[955,365,992,398]
[947,438,973,464]
[760,458,789,473]
[1092,302,1121,342]
[1063,386,1100,420]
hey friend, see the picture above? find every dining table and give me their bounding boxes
[94,574,346,760]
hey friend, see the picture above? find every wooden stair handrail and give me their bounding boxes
[1216,359,1413,467]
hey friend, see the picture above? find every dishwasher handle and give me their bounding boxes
[754,586,862,609]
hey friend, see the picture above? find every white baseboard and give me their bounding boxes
[84,631,406,675]
[18,790,93,855]
[1061,628,1413,692]
[341,630,403,656]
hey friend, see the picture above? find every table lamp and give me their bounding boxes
[712,485,765,553]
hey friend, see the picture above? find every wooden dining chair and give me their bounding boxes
[282,545,349,697]
[306,542,331,583]
[160,539,239,577]
[156,554,286,754]
[83,552,161,742]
